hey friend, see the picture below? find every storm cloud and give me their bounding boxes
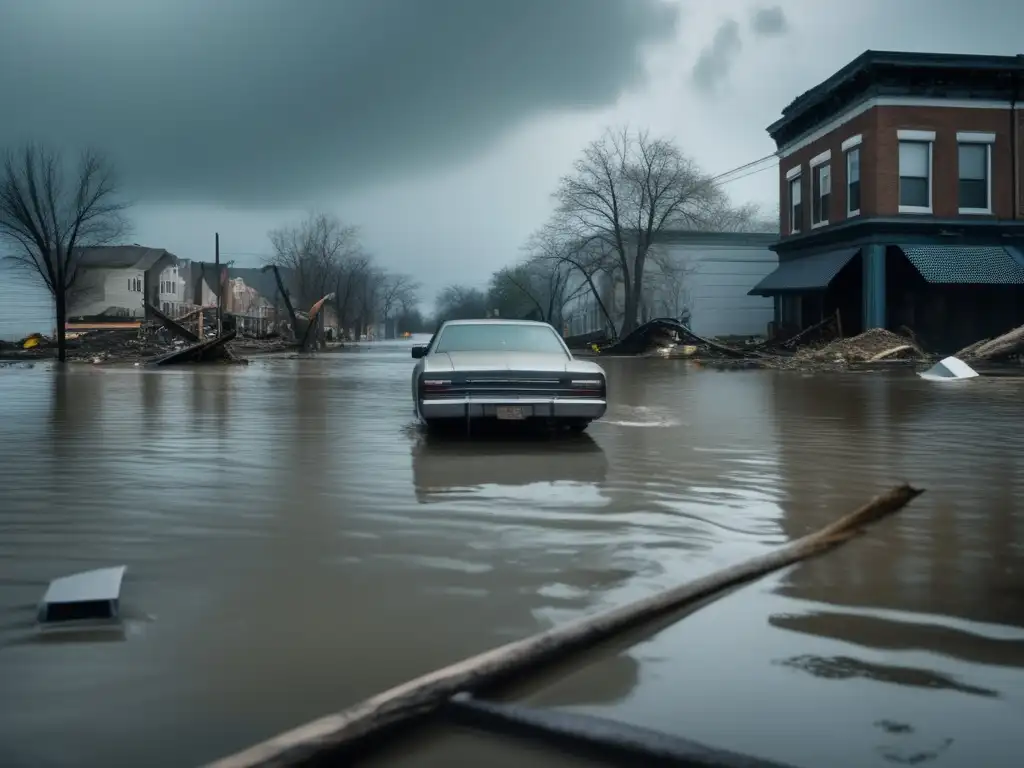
[0,0,679,207]
[751,6,788,37]
[690,19,742,95]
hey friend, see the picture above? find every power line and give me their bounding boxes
[714,160,778,186]
[219,251,274,259]
[709,153,778,184]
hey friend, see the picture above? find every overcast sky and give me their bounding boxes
[2,0,1023,307]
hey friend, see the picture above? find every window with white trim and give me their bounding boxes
[812,163,831,226]
[898,140,932,212]
[846,148,860,216]
[957,135,992,213]
[788,175,802,233]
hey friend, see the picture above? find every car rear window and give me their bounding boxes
[434,324,567,355]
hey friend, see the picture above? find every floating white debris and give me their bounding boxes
[38,566,126,627]
[917,356,979,381]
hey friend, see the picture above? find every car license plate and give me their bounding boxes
[496,406,527,420]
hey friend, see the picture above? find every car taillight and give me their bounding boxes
[422,379,452,392]
[570,378,604,392]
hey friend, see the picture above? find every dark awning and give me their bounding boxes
[747,248,860,296]
[897,245,1024,284]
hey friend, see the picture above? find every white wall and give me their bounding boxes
[0,260,54,340]
[658,243,776,338]
[561,238,777,339]
[103,269,145,317]
[157,264,185,314]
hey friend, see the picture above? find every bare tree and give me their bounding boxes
[268,212,358,308]
[489,256,584,328]
[555,127,721,336]
[525,220,618,336]
[434,284,488,321]
[0,144,130,361]
[353,264,386,339]
[332,250,371,339]
[701,191,778,233]
[378,272,421,337]
[267,212,364,347]
[645,248,695,323]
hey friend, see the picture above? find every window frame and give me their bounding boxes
[897,130,935,214]
[786,165,802,234]
[956,131,995,215]
[810,150,831,228]
[842,134,862,217]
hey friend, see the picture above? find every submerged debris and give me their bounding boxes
[38,565,126,628]
[918,356,979,381]
[0,325,296,364]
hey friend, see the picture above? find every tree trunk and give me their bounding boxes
[55,285,68,363]
[620,288,637,337]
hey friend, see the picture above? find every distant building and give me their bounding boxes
[564,231,779,339]
[753,50,1024,352]
[67,246,180,321]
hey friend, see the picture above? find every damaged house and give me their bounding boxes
[184,262,299,336]
[67,246,181,325]
[751,50,1024,353]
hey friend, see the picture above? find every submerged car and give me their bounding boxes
[410,319,608,431]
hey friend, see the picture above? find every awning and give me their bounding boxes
[748,248,860,296]
[897,245,1024,284]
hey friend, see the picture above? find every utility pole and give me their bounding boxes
[215,232,222,335]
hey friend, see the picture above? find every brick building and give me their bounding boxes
[750,50,1024,352]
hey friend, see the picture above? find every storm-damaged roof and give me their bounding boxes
[75,245,177,271]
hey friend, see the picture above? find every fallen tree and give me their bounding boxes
[600,317,764,358]
[207,483,923,768]
[956,323,1024,362]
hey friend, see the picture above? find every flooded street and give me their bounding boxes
[1,341,1023,768]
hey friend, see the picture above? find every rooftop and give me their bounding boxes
[769,49,1024,145]
[76,245,177,271]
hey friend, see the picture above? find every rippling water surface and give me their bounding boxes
[1,342,1022,768]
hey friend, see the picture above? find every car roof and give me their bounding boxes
[441,318,552,327]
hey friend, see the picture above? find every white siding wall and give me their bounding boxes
[560,240,777,339]
[659,243,776,338]
[66,270,107,317]
[157,264,185,314]
[104,269,145,317]
[0,260,54,340]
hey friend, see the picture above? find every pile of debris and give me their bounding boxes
[793,327,925,364]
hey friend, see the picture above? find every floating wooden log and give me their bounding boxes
[148,329,238,366]
[446,693,798,768]
[205,483,923,768]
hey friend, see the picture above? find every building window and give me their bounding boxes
[898,130,934,213]
[957,132,994,213]
[846,148,860,216]
[812,163,831,226]
[788,175,802,233]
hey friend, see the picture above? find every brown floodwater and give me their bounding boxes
[1,341,1022,768]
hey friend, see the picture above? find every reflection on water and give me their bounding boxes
[0,348,1022,767]
[411,429,608,504]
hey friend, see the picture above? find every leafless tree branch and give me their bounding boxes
[0,143,130,360]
